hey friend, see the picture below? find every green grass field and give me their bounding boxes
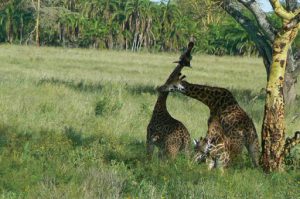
[0,45,299,198]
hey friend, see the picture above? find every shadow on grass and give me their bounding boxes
[102,137,147,167]
[125,84,157,95]
[37,77,103,93]
[0,125,10,149]
[64,126,97,147]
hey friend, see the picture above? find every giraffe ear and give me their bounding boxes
[180,75,186,81]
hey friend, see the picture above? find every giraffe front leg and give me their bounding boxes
[158,149,165,159]
[216,153,229,175]
[207,158,216,170]
[146,141,154,160]
[182,138,191,158]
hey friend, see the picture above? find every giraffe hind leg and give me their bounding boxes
[181,138,191,158]
[246,138,260,167]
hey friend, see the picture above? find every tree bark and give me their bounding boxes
[35,0,40,47]
[8,17,13,43]
[261,0,300,171]
[20,16,23,44]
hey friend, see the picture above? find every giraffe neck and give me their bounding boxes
[152,92,171,117]
[164,64,185,84]
[181,81,237,111]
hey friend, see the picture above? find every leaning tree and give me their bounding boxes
[260,0,300,172]
[221,0,300,172]
[222,0,300,105]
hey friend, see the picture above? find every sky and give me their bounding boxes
[259,0,272,12]
[150,0,274,12]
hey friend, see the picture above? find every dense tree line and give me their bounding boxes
[0,0,263,55]
[0,0,298,56]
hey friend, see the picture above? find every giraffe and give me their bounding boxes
[146,42,194,159]
[193,116,246,169]
[146,91,190,159]
[157,70,260,168]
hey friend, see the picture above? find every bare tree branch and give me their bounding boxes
[270,0,296,20]
[237,0,276,41]
[222,0,273,76]
[295,9,300,16]
[284,13,300,29]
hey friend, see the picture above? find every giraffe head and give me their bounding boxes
[157,41,194,93]
[193,137,214,163]
[157,72,187,93]
[174,41,194,67]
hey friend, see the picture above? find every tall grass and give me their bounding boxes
[0,45,299,198]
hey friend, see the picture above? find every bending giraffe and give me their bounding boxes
[158,69,260,168]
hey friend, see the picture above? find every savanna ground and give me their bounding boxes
[0,45,299,198]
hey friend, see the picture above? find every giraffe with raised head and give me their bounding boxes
[157,69,260,168]
[146,42,194,159]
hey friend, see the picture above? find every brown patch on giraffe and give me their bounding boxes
[280,60,285,68]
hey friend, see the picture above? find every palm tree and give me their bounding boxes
[0,0,31,43]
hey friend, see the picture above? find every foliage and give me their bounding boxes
[0,45,299,198]
[0,0,277,55]
[203,18,257,56]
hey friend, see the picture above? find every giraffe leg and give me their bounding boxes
[158,149,165,160]
[166,144,179,159]
[146,141,154,160]
[246,137,260,167]
[207,157,217,170]
[219,150,230,168]
[182,138,190,158]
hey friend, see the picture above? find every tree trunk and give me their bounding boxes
[75,25,79,38]
[8,18,13,43]
[20,16,23,44]
[35,0,40,47]
[222,0,300,105]
[261,26,299,172]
